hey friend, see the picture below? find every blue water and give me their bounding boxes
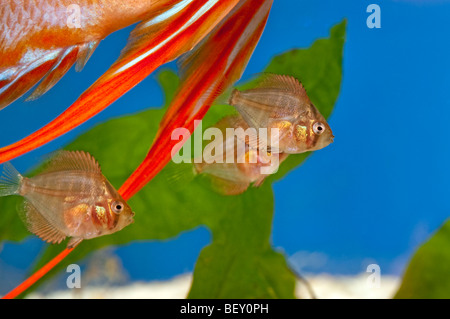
[1,0,450,293]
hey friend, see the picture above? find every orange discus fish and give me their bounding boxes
[0,151,135,248]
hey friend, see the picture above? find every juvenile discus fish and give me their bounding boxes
[228,74,334,154]
[0,151,135,247]
[194,147,288,196]
[171,115,288,196]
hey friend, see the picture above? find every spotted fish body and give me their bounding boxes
[0,151,134,247]
[228,74,334,154]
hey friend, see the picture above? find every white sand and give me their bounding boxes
[26,273,400,299]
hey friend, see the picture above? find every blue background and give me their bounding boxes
[1,0,450,292]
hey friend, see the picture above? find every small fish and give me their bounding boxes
[0,151,135,248]
[228,74,334,154]
[170,115,288,196]
[194,148,288,196]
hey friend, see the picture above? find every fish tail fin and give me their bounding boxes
[228,89,240,105]
[211,87,235,106]
[0,162,23,196]
[160,161,197,189]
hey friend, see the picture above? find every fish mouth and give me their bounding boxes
[329,134,335,143]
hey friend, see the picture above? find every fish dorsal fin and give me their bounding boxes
[42,151,102,174]
[22,201,67,244]
[230,74,310,131]
[255,74,310,101]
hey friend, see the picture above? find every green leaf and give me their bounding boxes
[395,219,450,299]
[0,20,346,298]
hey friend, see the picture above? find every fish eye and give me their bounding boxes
[313,122,326,135]
[111,201,124,214]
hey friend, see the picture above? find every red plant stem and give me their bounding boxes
[2,247,75,299]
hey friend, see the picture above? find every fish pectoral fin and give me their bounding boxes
[67,237,83,248]
[233,102,269,131]
[23,201,67,245]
